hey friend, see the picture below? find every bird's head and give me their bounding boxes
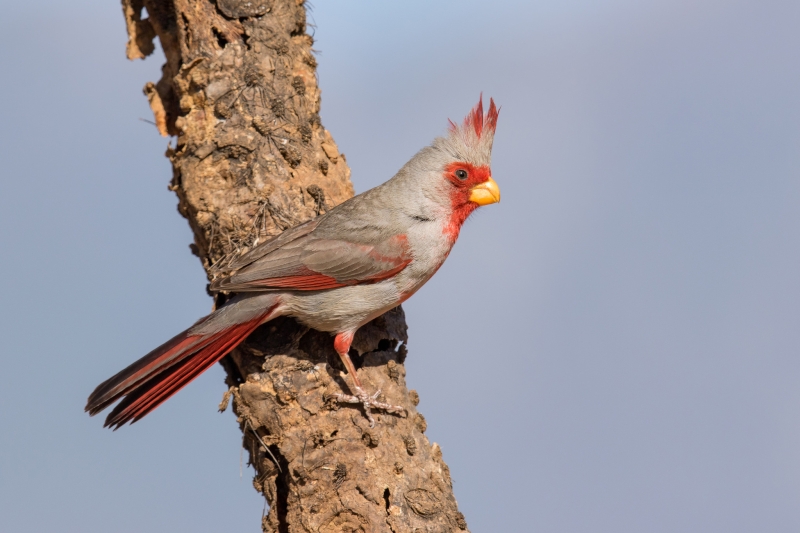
[428,96,501,236]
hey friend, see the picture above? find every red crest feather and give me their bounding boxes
[449,94,500,140]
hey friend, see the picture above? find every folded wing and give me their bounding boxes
[210,231,412,292]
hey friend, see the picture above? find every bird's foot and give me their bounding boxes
[335,386,405,427]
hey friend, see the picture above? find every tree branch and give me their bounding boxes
[122,0,469,530]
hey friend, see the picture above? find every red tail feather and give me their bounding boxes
[86,314,269,429]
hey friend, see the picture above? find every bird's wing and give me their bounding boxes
[209,229,412,292]
[210,217,322,274]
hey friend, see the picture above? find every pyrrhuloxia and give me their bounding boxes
[86,96,501,428]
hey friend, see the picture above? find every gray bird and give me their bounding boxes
[86,96,501,428]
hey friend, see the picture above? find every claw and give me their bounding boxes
[335,385,405,427]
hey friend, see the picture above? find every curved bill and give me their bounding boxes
[469,177,501,206]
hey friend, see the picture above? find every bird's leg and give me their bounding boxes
[332,332,405,427]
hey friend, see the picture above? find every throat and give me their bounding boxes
[443,202,478,241]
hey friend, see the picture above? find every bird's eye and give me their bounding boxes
[455,169,468,180]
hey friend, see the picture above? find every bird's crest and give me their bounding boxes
[448,95,499,140]
[444,95,500,166]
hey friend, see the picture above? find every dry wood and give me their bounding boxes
[121,1,469,531]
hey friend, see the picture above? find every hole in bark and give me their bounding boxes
[377,339,391,351]
[383,488,390,513]
[349,348,363,370]
[219,354,244,385]
[213,27,228,48]
[180,13,190,48]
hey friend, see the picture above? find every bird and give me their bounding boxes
[86,96,501,429]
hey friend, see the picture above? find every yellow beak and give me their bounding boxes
[469,177,501,206]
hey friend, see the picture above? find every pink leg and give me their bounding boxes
[333,332,405,427]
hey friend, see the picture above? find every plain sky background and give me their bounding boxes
[1,0,799,531]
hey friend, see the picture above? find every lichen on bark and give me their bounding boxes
[121,0,469,530]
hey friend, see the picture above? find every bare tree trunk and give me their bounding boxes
[120,1,469,531]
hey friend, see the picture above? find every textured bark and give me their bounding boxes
[121,1,469,531]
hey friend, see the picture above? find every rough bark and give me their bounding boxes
[121,1,469,531]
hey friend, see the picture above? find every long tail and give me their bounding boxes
[86,294,280,429]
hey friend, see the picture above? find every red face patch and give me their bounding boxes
[443,161,492,190]
[442,161,492,240]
